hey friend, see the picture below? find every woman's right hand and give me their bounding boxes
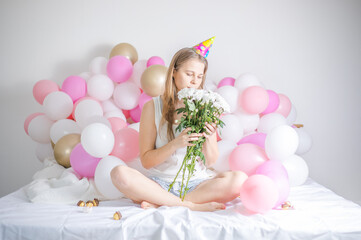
[171,127,203,149]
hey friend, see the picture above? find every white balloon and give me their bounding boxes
[265,125,299,160]
[128,122,140,132]
[113,82,141,110]
[258,113,286,133]
[94,155,126,199]
[87,74,114,101]
[129,59,147,88]
[282,154,309,186]
[216,85,239,113]
[50,119,81,143]
[218,114,244,142]
[28,115,54,143]
[74,99,103,128]
[43,91,73,121]
[295,128,313,155]
[234,110,260,134]
[104,110,126,121]
[234,73,263,94]
[83,116,112,129]
[286,104,297,125]
[89,56,108,75]
[101,99,120,112]
[35,143,54,162]
[212,140,236,172]
[81,123,115,158]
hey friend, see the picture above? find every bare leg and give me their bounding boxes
[184,171,248,204]
[110,165,225,212]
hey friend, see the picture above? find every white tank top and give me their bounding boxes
[147,96,214,182]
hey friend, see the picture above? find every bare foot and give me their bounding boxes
[140,200,225,212]
[188,201,226,212]
[141,201,160,209]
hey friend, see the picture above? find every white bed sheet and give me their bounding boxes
[1,179,361,240]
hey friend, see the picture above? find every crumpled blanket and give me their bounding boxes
[24,157,105,204]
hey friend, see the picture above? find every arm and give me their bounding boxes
[201,122,219,167]
[139,100,203,169]
[139,100,176,169]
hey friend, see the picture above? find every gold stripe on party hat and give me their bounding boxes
[192,36,215,59]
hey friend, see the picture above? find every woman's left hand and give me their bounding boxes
[203,122,217,139]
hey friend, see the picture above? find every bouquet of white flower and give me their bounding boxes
[168,88,230,200]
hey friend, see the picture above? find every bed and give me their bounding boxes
[1,173,361,240]
[0,182,361,240]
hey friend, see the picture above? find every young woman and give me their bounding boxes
[111,46,247,212]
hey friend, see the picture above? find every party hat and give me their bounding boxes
[192,36,215,59]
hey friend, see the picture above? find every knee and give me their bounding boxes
[110,165,132,188]
[233,171,248,184]
[221,171,247,182]
[229,171,248,195]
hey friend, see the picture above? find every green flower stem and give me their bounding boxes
[168,145,195,193]
[181,156,196,201]
[180,154,188,199]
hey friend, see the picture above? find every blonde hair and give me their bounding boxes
[160,47,208,141]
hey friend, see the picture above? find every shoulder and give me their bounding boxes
[140,99,155,124]
[142,98,155,115]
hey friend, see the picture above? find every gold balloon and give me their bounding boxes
[109,43,138,65]
[54,134,81,168]
[141,65,168,97]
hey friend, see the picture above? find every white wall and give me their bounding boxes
[0,0,360,204]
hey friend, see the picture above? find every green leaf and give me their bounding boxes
[176,107,186,114]
[199,152,206,165]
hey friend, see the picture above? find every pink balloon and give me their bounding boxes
[229,143,268,175]
[146,56,165,67]
[107,55,133,83]
[274,94,292,118]
[111,128,139,162]
[61,76,87,102]
[24,112,44,135]
[217,77,235,88]
[70,143,101,178]
[261,90,280,115]
[240,174,279,213]
[139,92,152,110]
[237,133,266,149]
[108,117,127,133]
[240,86,269,114]
[255,161,290,208]
[130,106,141,122]
[33,80,59,104]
